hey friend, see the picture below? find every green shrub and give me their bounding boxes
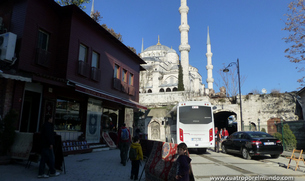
[261,128,266,133]
[273,124,297,151]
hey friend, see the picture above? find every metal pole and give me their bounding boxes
[258,118,260,131]
[237,59,243,131]
[281,118,285,151]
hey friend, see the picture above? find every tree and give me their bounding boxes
[56,0,90,10]
[283,0,305,87]
[178,63,184,91]
[91,10,102,23]
[127,46,137,54]
[57,0,137,53]
[215,64,246,100]
[273,124,297,151]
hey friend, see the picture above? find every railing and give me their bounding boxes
[35,48,51,67]
[91,67,101,82]
[121,82,128,93]
[113,78,121,90]
[78,60,90,77]
[129,86,135,96]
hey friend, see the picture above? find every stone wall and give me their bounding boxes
[139,92,302,142]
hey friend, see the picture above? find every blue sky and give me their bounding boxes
[83,0,301,95]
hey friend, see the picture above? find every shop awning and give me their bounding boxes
[75,84,147,110]
[0,72,32,82]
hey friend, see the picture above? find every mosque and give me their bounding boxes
[139,0,214,96]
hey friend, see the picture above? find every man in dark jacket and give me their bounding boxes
[117,123,131,166]
[38,115,60,178]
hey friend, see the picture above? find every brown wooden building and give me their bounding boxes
[0,0,146,143]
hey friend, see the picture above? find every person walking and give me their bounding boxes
[220,128,224,138]
[223,128,229,139]
[175,143,192,181]
[129,136,143,180]
[38,115,60,178]
[117,123,131,166]
[214,127,221,153]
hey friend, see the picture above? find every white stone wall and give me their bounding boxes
[210,93,298,131]
[140,92,299,138]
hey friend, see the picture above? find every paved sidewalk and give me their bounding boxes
[0,148,146,181]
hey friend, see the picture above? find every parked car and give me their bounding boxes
[221,131,283,159]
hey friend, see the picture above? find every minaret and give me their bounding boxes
[141,38,144,53]
[179,0,191,91]
[206,26,214,90]
[90,0,95,18]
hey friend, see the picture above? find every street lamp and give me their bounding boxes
[281,118,285,151]
[223,58,243,131]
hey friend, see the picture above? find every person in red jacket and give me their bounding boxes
[117,123,131,166]
[223,128,229,139]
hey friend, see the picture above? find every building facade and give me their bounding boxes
[139,0,214,97]
[0,0,146,143]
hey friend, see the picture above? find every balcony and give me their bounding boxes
[91,67,101,82]
[128,86,135,96]
[78,60,90,77]
[35,48,51,67]
[113,78,121,90]
[121,82,129,93]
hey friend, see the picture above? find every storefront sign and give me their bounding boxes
[86,113,101,143]
[102,132,116,148]
[75,84,147,110]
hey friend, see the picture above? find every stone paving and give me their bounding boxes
[0,148,146,181]
[0,149,304,181]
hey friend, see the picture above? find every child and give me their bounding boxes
[175,143,192,181]
[130,136,143,181]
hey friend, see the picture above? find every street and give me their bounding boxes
[1,148,305,181]
[190,149,305,181]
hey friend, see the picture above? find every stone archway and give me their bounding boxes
[249,122,257,131]
[213,110,238,135]
[148,121,161,141]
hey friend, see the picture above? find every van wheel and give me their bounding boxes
[222,144,227,153]
[242,148,251,160]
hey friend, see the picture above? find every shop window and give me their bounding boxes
[55,99,81,131]
[38,29,49,50]
[122,69,127,83]
[36,29,50,67]
[114,64,120,79]
[91,51,101,81]
[91,51,99,68]
[79,44,88,62]
[129,73,134,86]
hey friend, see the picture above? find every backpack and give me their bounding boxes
[121,128,129,140]
[129,147,137,160]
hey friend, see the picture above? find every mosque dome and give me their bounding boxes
[143,35,171,52]
[143,45,171,52]
[167,48,176,53]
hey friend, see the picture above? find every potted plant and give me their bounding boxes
[0,110,18,164]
